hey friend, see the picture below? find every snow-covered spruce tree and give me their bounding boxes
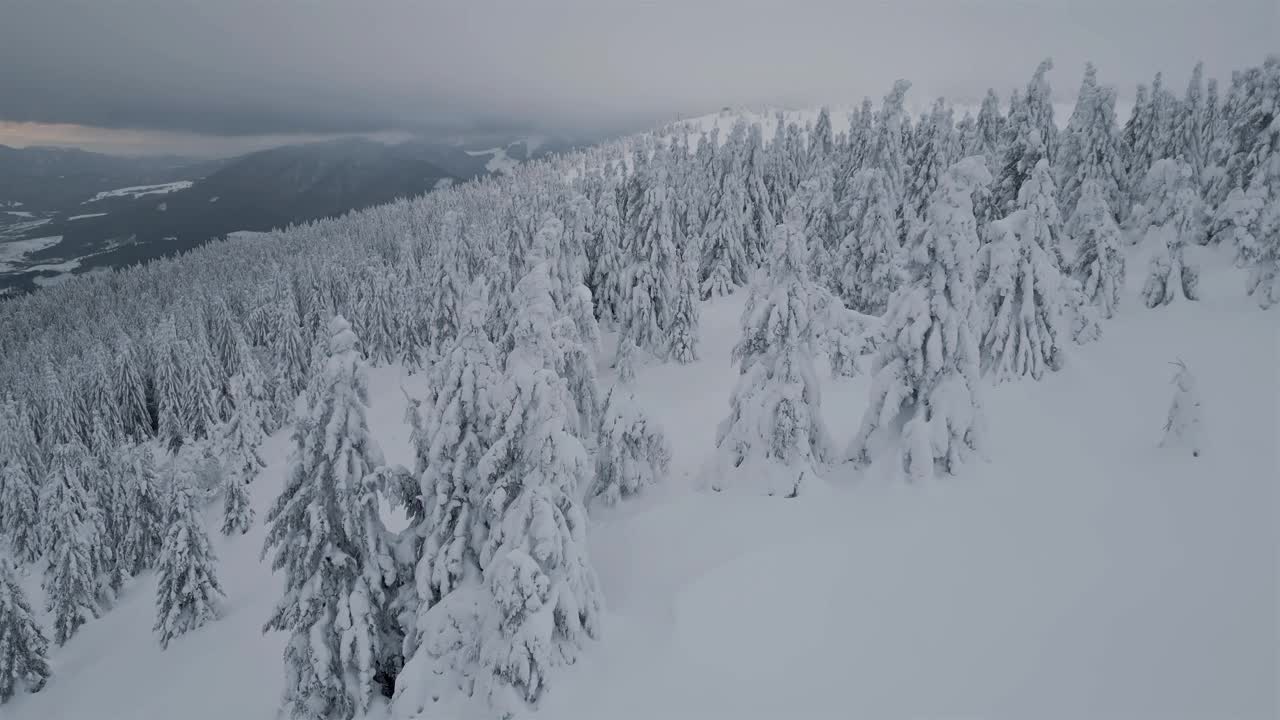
[37,364,76,454]
[271,296,310,419]
[976,208,1070,382]
[965,89,1006,173]
[536,214,603,440]
[868,80,913,213]
[906,98,959,222]
[791,167,837,289]
[262,316,399,720]
[470,254,602,718]
[810,106,835,168]
[1214,186,1265,268]
[118,441,165,575]
[848,157,990,480]
[1137,159,1202,307]
[0,558,51,703]
[1244,109,1280,308]
[666,234,701,364]
[1173,61,1208,189]
[41,443,102,645]
[1057,63,1128,220]
[154,482,225,649]
[591,188,627,324]
[701,133,750,297]
[358,268,400,366]
[399,276,499,633]
[1160,361,1203,457]
[741,123,776,266]
[218,374,266,535]
[0,458,39,563]
[1122,82,1157,203]
[589,387,671,507]
[835,168,904,315]
[1024,59,1058,159]
[711,209,833,497]
[0,399,41,562]
[1065,179,1126,319]
[113,334,151,439]
[617,155,679,362]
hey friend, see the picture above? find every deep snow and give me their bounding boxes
[8,246,1277,720]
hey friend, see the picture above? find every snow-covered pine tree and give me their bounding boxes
[791,167,837,288]
[154,481,224,649]
[1174,61,1208,188]
[271,296,310,419]
[835,168,904,315]
[262,315,399,720]
[906,98,959,221]
[37,364,75,454]
[218,374,266,535]
[618,153,679,361]
[1122,82,1157,201]
[1148,71,1181,162]
[0,558,51,703]
[1243,101,1280,308]
[848,157,990,480]
[41,443,102,645]
[742,123,776,267]
[589,387,671,507]
[1065,179,1126,318]
[1057,63,1128,220]
[0,399,41,562]
[966,89,1006,173]
[1137,159,1202,307]
[1215,186,1265,267]
[399,279,499,663]
[976,205,1070,381]
[868,80,913,222]
[711,208,832,497]
[154,316,196,450]
[810,106,834,169]
[471,254,602,718]
[1024,59,1058,163]
[0,457,39,563]
[118,441,165,575]
[592,183,627,325]
[702,129,750,297]
[667,233,701,364]
[994,91,1050,223]
[113,333,151,439]
[1160,360,1203,457]
[536,214,603,439]
[358,267,399,366]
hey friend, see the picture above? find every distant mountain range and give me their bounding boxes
[0,134,580,295]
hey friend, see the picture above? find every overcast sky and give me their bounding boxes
[1,0,1275,156]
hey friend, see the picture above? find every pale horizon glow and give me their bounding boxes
[1,0,1275,156]
[0,121,414,158]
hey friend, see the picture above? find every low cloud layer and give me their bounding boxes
[2,0,1275,144]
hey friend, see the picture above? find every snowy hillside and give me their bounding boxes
[8,244,1276,720]
[2,54,1278,720]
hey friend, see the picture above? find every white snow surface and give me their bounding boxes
[84,181,192,203]
[0,235,63,272]
[66,212,108,221]
[3,210,34,218]
[8,249,1276,720]
[464,147,519,175]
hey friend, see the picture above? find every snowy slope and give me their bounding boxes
[9,247,1277,720]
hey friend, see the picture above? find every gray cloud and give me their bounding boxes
[1,0,1275,142]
